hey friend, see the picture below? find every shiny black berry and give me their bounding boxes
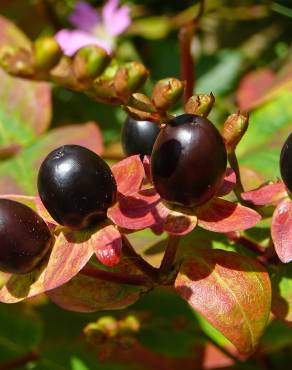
[151,114,227,207]
[121,116,160,157]
[0,199,52,274]
[280,132,292,192]
[38,145,117,230]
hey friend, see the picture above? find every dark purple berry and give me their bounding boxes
[280,132,292,192]
[121,116,160,157]
[0,199,52,274]
[151,114,227,207]
[38,145,117,230]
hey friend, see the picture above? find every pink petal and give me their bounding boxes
[69,1,100,32]
[197,198,261,233]
[108,188,169,230]
[55,29,111,56]
[111,155,144,196]
[216,168,236,197]
[242,182,287,206]
[271,199,292,263]
[163,209,197,235]
[93,224,122,267]
[102,0,131,36]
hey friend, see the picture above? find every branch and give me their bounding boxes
[159,235,180,275]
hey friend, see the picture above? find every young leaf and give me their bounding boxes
[111,155,144,196]
[93,224,122,267]
[242,182,287,206]
[175,249,271,355]
[216,168,236,197]
[271,198,292,263]
[197,198,261,233]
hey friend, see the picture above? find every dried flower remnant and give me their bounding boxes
[55,0,131,56]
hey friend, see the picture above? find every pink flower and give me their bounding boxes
[55,0,131,56]
[242,182,292,263]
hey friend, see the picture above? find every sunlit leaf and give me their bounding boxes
[175,249,271,354]
[93,224,122,267]
[197,198,261,232]
[242,182,287,206]
[271,198,292,263]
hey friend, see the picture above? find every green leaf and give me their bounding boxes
[175,249,271,355]
[237,92,292,180]
[0,16,52,155]
[271,264,292,323]
[0,122,103,195]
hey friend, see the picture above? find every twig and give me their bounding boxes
[81,265,151,286]
[121,235,160,282]
[159,235,180,275]
[179,0,205,102]
[0,352,38,370]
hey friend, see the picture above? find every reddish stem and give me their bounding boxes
[159,235,180,275]
[227,232,266,254]
[81,265,151,286]
[0,352,38,370]
[179,0,205,102]
[121,235,160,282]
[228,151,245,201]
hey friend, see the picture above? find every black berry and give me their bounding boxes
[151,114,227,207]
[0,199,52,274]
[280,132,292,192]
[121,116,160,157]
[38,145,117,230]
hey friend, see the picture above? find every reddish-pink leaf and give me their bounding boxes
[47,272,142,313]
[0,194,37,210]
[108,188,169,230]
[197,198,261,232]
[242,182,287,206]
[237,69,275,111]
[163,209,197,235]
[143,155,152,183]
[44,230,94,291]
[175,249,271,355]
[271,199,292,263]
[111,155,144,196]
[35,196,58,227]
[271,265,292,324]
[216,168,236,197]
[93,224,122,267]
[0,258,48,303]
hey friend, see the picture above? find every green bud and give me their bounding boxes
[152,78,184,112]
[222,111,249,152]
[114,61,149,100]
[50,56,79,89]
[185,93,215,117]
[0,46,34,77]
[73,45,110,82]
[34,37,62,70]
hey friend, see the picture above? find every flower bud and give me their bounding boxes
[185,93,215,116]
[222,111,249,152]
[152,78,184,112]
[114,61,149,100]
[73,45,110,82]
[125,93,155,121]
[0,46,34,77]
[34,37,62,71]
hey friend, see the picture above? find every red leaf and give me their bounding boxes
[197,198,261,232]
[163,209,197,235]
[93,224,122,267]
[44,230,94,291]
[242,182,287,206]
[271,199,292,263]
[111,155,144,196]
[237,69,275,111]
[216,168,236,197]
[143,155,153,183]
[47,272,142,313]
[35,196,58,228]
[108,188,169,230]
[175,249,271,355]
[0,194,37,210]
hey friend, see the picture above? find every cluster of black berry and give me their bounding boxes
[1,113,291,276]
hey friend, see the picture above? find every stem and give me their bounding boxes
[81,265,150,286]
[159,235,180,275]
[121,235,160,283]
[179,0,205,102]
[227,232,266,254]
[228,151,245,201]
[0,352,38,370]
